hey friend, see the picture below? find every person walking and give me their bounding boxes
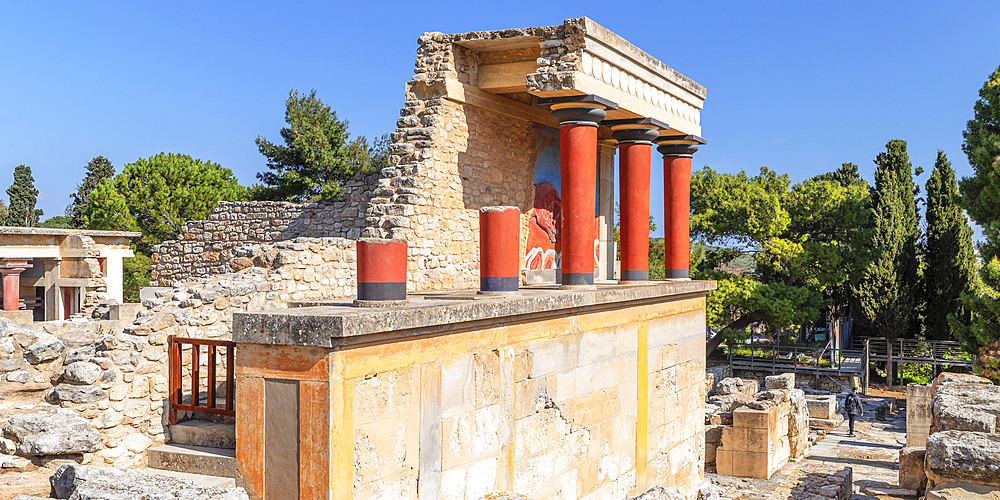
[845,386,864,437]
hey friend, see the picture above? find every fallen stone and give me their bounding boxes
[63,361,102,385]
[50,463,249,499]
[925,482,1000,499]
[862,486,917,497]
[57,330,102,349]
[6,370,30,383]
[926,430,1000,487]
[806,394,838,420]
[932,382,1000,433]
[49,383,107,404]
[24,334,65,364]
[626,485,686,500]
[3,411,103,455]
[765,373,795,390]
[64,346,96,365]
[933,372,992,388]
[898,447,927,492]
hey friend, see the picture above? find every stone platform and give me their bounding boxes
[232,280,714,500]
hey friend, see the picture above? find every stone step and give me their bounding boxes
[169,420,236,449]
[143,467,237,488]
[147,444,238,479]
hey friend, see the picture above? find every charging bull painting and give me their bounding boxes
[524,125,600,271]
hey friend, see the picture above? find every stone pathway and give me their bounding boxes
[709,405,911,499]
[785,410,910,497]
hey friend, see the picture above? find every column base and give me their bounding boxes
[559,284,597,291]
[477,290,521,297]
[620,270,649,282]
[664,269,689,279]
[480,277,519,294]
[560,272,595,287]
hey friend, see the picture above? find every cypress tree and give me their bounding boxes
[853,140,920,382]
[68,156,115,228]
[5,165,40,227]
[924,151,976,340]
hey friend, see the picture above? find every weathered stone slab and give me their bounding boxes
[50,464,249,499]
[3,411,103,455]
[765,373,794,390]
[926,431,1000,487]
[932,381,1000,434]
[809,414,844,430]
[925,483,1000,499]
[23,334,65,364]
[806,395,838,420]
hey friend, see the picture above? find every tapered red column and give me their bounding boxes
[551,102,607,288]
[613,125,659,282]
[657,136,704,280]
[0,259,30,312]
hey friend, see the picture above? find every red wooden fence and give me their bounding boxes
[167,336,235,424]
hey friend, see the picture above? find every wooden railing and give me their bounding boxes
[167,336,235,425]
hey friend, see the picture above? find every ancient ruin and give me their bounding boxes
[0,16,730,500]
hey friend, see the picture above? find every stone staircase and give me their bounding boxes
[146,418,239,487]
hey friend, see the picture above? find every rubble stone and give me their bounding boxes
[50,463,249,499]
[765,373,795,390]
[898,447,927,492]
[3,411,103,455]
[24,334,65,364]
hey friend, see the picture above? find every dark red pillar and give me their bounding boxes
[657,136,704,279]
[551,102,607,288]
[479,206,520,294]
[613,125,659,282]
[354,239,408,306]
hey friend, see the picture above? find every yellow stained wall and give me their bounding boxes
[235,295,707,500]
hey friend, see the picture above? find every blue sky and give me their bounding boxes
[2,1,998,238]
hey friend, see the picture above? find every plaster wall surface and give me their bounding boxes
[232,282,712,500]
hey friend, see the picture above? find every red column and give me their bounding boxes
[657,139,703,279]
[355,239,408,306]
[551,102,607,288]
[613,126,659,282]
[0,260,29,311]
[479,206,520,294]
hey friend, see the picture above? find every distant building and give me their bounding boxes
[0,227,139,321]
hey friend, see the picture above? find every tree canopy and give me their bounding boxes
[5,165,40,227]
[68,156,115,228]
[853,140,921,343]
[84,153,245,254]
[252,89,388,202]
[690,164,870,350]
[960,66,1000,259]
[924,151,976,340]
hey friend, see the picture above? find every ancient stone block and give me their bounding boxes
[3,411,103,455]
[926,430,1000,487]
[764,373,794,390]
[806,395,838,420]
[898,447,927,492]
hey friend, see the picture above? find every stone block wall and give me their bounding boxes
[151,188,371,286]
[705,374,809,478]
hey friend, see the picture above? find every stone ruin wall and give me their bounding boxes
[1,238,356,473]
[150,174,373,287]
[898,372,1000,496]
[153,21,596,293]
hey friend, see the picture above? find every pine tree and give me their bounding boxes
[853,140,920,382]
[252,89,387,202]
[924,151,976,340]
[960,66,1000,259]
[68,156,115,228]
[5,165,40,227]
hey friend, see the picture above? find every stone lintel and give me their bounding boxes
[233,280,716,348]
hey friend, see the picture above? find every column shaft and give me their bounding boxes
[559,123,598,286]
[2,270,22,311]
[663,156,692,279]
[619,143,652,281]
